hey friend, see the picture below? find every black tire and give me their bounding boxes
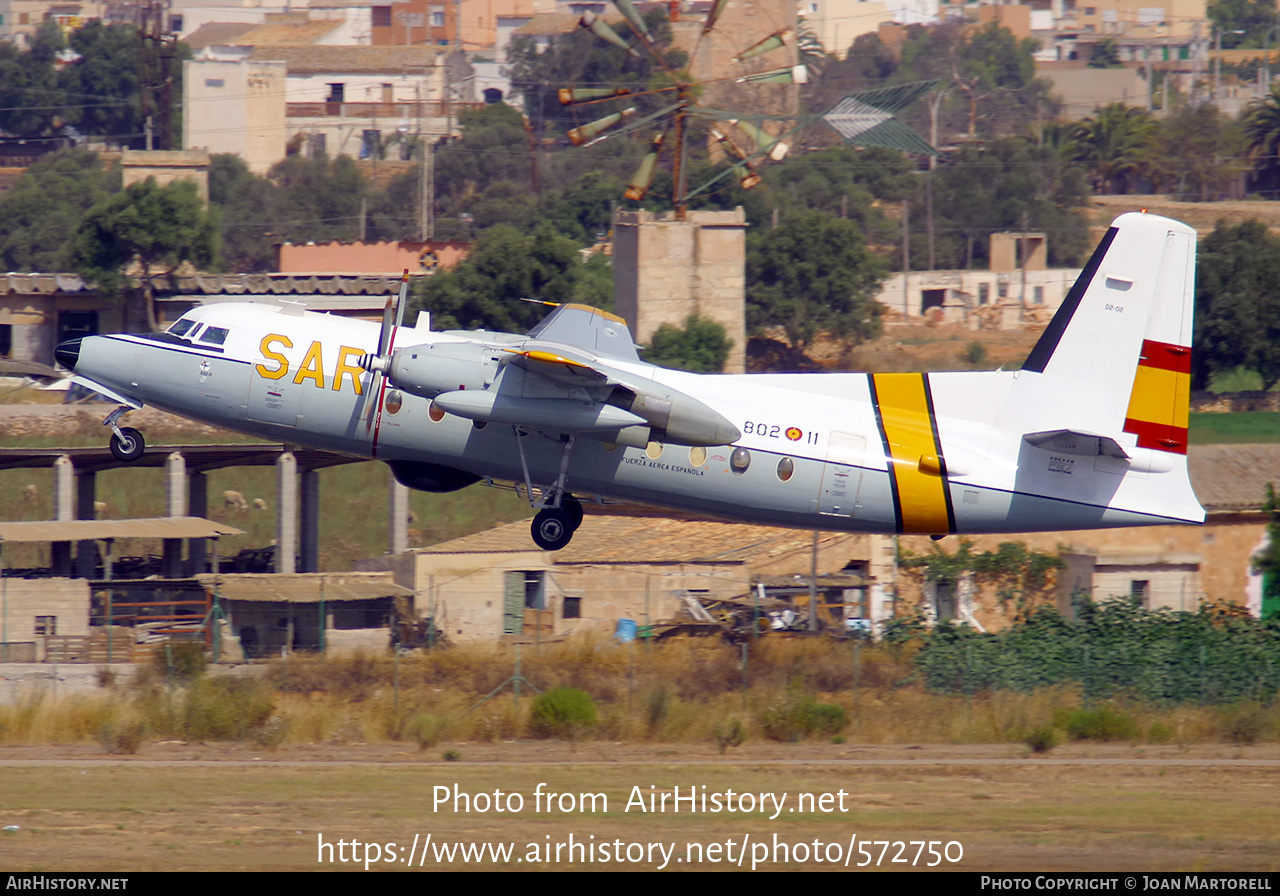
[110,427,145,462]
[561,494,584,531]
[531,508,574,551]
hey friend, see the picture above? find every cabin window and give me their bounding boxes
[645,441,664,460]
[199,326,229,346]
[730,447,751,474]
[168,318,196,337]
[688,446,707,466]
[776,456,794,482]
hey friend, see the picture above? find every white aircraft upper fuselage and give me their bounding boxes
[57,212,1205,549]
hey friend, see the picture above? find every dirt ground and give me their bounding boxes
[1,741,1278,872]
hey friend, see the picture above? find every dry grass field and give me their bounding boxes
[1,643,1279,873]
[0,741,1277,872]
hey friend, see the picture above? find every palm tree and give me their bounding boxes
[1071,103,1155,194]
[1244,85,1280,197]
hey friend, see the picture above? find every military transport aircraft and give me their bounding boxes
[54,211,1203,550]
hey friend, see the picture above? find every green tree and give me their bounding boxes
[412,222,607,333]
[73,178,220,332]
[1194,219,1280,389]
[1243,85,1280,197]
[1087,38,1122,68]
[58,22,148,147]
[931,137,1090,269]
[643,313,732,372]
[1254,483,1280,618]
[0,22,65,138]
[1072,103,1155,194]
[746,210,886,351]
[1208,0,1278,48]
[208,153,278,272]
[1149,104,1247,200]
[0,148,117,271]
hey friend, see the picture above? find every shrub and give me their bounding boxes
[98,719,147,754]
[645,687,671,735]
[153,641,206,684]
[761,692,848,742]
[1025,725,1059,753]
[529,687,598,740]
[178,675,276,741]
[1059,706,1139,742]
[713,719,746,754]
[407,712,447,749]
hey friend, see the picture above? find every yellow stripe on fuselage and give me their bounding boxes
[872,373,954,534]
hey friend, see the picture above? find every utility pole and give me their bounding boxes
[138,0,177,150]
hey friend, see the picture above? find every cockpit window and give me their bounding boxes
[168,318,196,337]
[199,326,230,346]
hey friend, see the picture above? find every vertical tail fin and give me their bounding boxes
[1021,212,1195,452]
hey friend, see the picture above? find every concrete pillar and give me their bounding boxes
[612,207,747,374]
[162,452,187,577]
[299,467,321,573]
[276,452,297,574]
[187,471,208,575]
[51,455,74,576]
[389,472,409,555]
[75,469,98,578]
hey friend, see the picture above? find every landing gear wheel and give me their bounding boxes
[561,495,584,531]
[532,508,575,551]
[110,427,145,462]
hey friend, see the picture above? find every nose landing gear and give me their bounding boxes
[104,406,146,462]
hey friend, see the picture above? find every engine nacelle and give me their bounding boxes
[388,342,497,399]
[611,385,740,446]
[387,459,481,493]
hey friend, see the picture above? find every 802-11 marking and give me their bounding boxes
[742,421,820,445]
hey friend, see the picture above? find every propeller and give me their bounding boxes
[359,269,411,444]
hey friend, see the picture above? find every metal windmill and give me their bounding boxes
[558,0,938,219]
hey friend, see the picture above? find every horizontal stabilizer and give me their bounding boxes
[1023,430,1130,459]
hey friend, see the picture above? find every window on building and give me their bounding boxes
[0,324,11,358]
[430,6,444,27]
[934,580,957,621]
[168,14,183,32]
[57,310,97,343]
[1131,580,1150,604]
[309,133,327,158]
[35,616,56,636]
[326,83,345,104]
[997,281,1009,299]
[372,5,392,27]
[1034,285,1044,304]
[563,596,581,619]
[978,282,990,305]
[361,130,382,159]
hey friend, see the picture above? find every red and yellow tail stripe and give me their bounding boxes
[870,373,956,535]
[1123,339,1191,454]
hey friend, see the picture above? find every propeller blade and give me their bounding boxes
[394,268,409,332]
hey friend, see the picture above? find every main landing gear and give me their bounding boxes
[515,428,586,550]
[531,495,583,551]
[104,406,146,462]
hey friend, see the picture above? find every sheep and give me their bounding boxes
[223,490,248,512]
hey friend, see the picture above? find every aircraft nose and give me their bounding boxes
[55,337,81,371]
